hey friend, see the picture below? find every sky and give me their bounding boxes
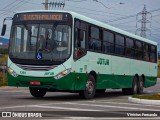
[0,0,160,50]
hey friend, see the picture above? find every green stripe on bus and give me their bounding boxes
[7,72,157,90]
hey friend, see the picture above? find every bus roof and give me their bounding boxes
[16,10,157,46]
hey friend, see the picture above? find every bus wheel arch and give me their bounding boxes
[89,71,97,83]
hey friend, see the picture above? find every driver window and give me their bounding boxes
[55,25,70,49]
[37,25,54,51]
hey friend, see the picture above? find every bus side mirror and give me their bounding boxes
[1,17,13,36]
[1,24,6,36]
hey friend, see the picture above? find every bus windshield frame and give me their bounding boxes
[9,12,72,65]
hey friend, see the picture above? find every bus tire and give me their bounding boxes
[138,76,144,94]
[79,75,96,99]
[29,87,47,98]
[122,76,138,95]
[132,76,138,94]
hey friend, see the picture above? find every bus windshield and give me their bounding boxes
[9,23,71,61]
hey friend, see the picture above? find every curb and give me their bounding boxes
[0,86,28,90]
[128,97,160,105]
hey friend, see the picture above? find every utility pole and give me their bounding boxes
[42,0,65,10]
[136,5,152,38]
[44,0,48,10]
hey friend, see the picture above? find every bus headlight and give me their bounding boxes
[8,68,18,77]
[54,69,71,79]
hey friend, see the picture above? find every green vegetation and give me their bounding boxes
[0,49,8,54]
[0,72,7,86]
[0,54,8,63]
[132,94,160,100]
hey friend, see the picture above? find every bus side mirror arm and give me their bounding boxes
[1,17,13,36]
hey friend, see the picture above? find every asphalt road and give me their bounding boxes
[0,78,160,119]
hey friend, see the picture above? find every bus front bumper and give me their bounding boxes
[7,72,87,91]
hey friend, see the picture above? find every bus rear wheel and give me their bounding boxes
[29,87,47,97]
[132,76,138,94]
[79,75,96,99]
[138,76,144,94]
[122,76,138,95]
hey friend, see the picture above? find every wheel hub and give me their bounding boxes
[86,80,94,95]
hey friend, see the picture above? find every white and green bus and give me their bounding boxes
[1,10,158,99]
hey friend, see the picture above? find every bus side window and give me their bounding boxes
[135,41,143,60]
[125,38,134,57]
[143,43,150,61]
[75,28,86,49]
[150,45,156,63]
[115,34,125,55]
[89,26,101,51]
[103,30,114,53]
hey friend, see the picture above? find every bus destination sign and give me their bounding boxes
[21,14,63,21]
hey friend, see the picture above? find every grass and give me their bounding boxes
[0,54,8,63]
[132,94,160,100]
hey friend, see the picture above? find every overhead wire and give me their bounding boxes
[66,0,87,2]
[0,0,29,18]
[0,0,18,11]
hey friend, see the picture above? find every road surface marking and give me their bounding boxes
[67,117,160,120]
[65,102,160,111]
[89,101,160,107]
[0,91,29,93]
[32,105,101,111]
[0,105,27,109]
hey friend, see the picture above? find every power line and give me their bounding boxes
[66,0,87,2]
[107,8,160,23]
[66,4,126,17]
[39,0,128,17]
[0,0,18,11]
[110,20,136,26]
[0,0,26,17]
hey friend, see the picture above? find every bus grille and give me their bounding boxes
[16,64,57,71]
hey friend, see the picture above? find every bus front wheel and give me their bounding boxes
[29,87,47,97]
[79,75,96,99]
